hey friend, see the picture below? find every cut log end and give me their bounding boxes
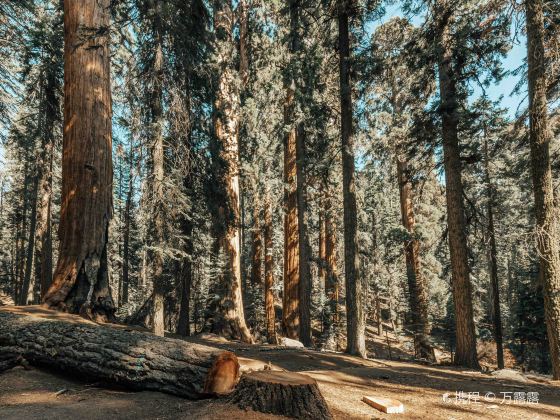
[229,370,333,420]
[204,351,240,395]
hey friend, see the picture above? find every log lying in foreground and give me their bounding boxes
[229,370,333,420]
[0,306,239,399]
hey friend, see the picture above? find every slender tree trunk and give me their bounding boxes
[121,159,133,305]
[337,4,365,358]
[149,6,166,337]
[250,201,263,286]
[15,170,30,304]
[282,0,301,341]
[396,158,433,360]
[283,85,300,339]
[35,60,58,300]
[43,0,114,321]
[177,219,193,337]
[36,132,54,300]
[526,0,560,380]
[483,136,504,369]
[264,192,277,344]
[324,193,339,323]
[296,128,312,346]
[208,0,252,343]
[19,176,39,305]
[319,207,326,289]
[435,8,479,368]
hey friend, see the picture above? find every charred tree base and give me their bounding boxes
[229,370,332,419]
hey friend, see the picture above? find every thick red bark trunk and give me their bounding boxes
[43,0,114,321]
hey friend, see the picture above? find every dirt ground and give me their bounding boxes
[1,334,559,420]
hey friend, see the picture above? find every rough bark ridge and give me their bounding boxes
[435,4,478,368]
[397,159,434,361]
[338,5,366,358]
[0,307,239,398]
[526,0,560,380]
[43,0,114,321]
[229,370,333,420]
[208,0,252,343]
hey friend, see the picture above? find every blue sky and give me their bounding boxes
[0,3,528,168]
[370,3,527,119]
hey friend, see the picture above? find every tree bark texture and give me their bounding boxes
[337,5,366,358]
[19,176,39,305]
[435,7,479,368]
[282,0,302,341]
[177,218,193,336]
[526,0,560,380]
[264,193,277,344]
[396,159,433,361]
[283,83,300,340]
[148,4,166,337]
[208,0,252,343]
[251,202,263,286]
[296,128,312,346]
[229,370,333,420]
[325,194,339,323]
[43,0,114,321]
[35,54,58,301]
[483,136,504,369]
[0,307,240,398]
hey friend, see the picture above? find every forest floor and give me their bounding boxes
[1,327,560,420]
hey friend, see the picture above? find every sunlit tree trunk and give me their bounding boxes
[282,0,301,341]
[251,200,263,286]
[148,3,165,337]
[264,192,276,343]
[526,0,560,380]
[296,128,312,346]
[208,0,252,343]
[337,3,365,358]
[435,6,478,368]
[396,158,433,360]
[283,86,300,340]
[43,0,114,321]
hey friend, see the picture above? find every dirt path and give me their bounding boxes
[2,336,559,420]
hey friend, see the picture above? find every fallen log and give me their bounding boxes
[0,306,239,399]
[229,370,333,419]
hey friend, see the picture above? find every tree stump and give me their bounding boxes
[229,370,333,419]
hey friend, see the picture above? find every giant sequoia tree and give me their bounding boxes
[525,0,560,380]
[43,0,115,320]
[206,0,252,343]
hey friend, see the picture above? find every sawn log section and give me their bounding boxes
[0,306,239,399]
